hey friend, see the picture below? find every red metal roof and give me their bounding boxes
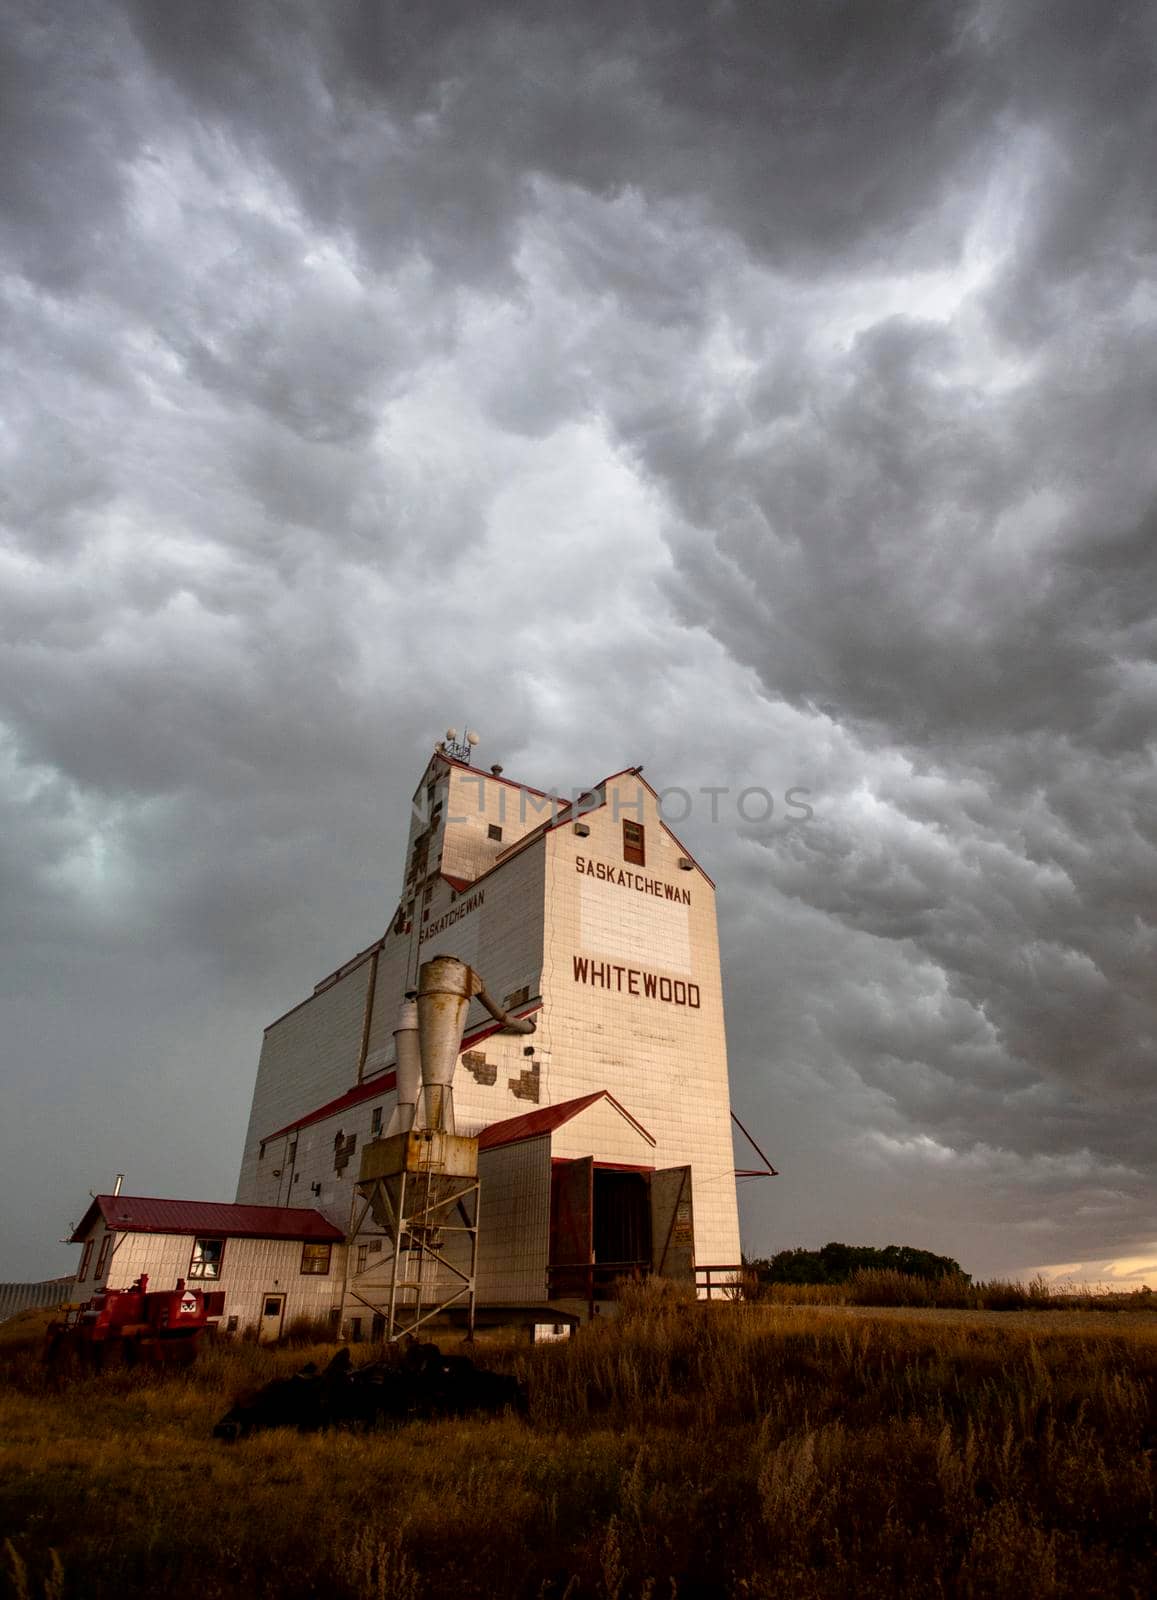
[477,1090,655,1151]
[263,1071,397,1143]
[445,767,715,894]
[70,1197,344,1244]
[261,1002,542,1143]
[430,749,561,802]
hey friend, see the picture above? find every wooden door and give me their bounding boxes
[549,1157,593,1298]
[650,1166,694,1280]
[258,1293,285,1344]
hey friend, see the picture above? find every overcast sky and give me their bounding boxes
[3,0,1155,1285]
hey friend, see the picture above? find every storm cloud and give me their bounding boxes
[2,0,1154,1282]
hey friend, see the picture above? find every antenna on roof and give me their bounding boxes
[440,724,479,763]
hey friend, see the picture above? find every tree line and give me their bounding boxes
[746,1242,968,1285]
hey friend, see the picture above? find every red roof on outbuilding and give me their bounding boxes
[70,1196,344,1244]
[477,1091,655,1150]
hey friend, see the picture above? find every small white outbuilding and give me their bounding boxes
[70,1195,344,1340]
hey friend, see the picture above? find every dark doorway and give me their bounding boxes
[593,1169,651,1269]
[549,1159,654,1299]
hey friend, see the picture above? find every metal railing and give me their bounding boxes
[547,1261,746,1313]
[695,1264,744,1301]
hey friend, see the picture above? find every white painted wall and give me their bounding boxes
[540,775,743,1273]
[550,1096,658,1167]
[476,1136,551,1303]
[236,956,374,1202]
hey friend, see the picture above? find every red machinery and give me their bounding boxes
[46,1274,224,1367]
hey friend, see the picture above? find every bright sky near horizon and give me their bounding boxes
[2,0,1155,1287]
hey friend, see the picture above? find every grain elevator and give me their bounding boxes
[234,734,746,1332]
[68,735,751,1338]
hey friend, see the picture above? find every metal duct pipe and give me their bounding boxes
[475,985,536,1034]
[385,993,420,1136]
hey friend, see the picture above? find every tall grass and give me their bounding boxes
[755,1268,1157,1311]
[2,1288,1155,1598]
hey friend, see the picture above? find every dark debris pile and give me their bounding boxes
[213,1341,528,1441]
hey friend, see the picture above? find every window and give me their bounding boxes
[370,1106,382,1136]
[301,1242,332,1276]
[95,1233,112,1279]
[488,823,503,842]
[77,1240,94,1282]
[623,819,646,866]
[408,831,430,883]
[189,1238,224,1279]
[353,1242,382,1273]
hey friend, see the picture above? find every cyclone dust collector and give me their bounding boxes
[350,954,534,1341]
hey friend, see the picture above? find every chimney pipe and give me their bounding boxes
[113,1174,124,1197]
[385,993,421,1136]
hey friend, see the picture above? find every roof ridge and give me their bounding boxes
[477,1089,655,1150]
[71,1195,343,1243]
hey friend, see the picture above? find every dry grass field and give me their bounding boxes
[2,1282,1155,1599]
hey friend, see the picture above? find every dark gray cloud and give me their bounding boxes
[121,0,1004,275]
[2,0,1154,1283]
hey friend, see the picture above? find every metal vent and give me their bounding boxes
[678,857,693,870]
[573,822,591,836]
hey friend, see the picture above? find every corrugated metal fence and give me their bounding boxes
[0,1278,76,1322]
